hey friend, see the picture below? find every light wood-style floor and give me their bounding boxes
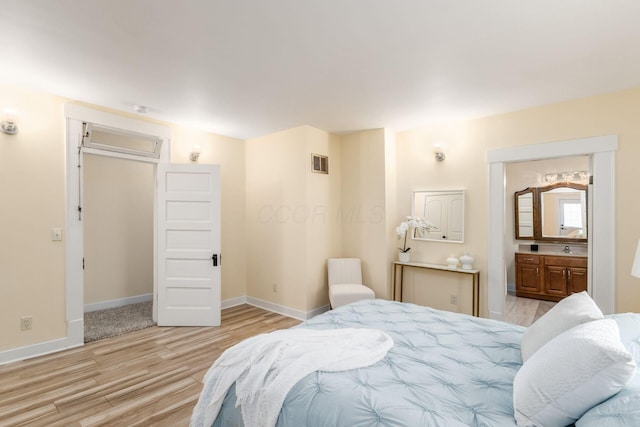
[503,293,556,327]
[0,304,300,427]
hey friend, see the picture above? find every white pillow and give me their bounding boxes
[521,291,603,362]
[513,319,636,427]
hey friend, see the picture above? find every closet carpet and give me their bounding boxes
[84,301,155,343]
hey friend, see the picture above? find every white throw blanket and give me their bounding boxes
[190,327,394,427]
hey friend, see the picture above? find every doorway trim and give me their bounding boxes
[64,104,171,347]
[487,135,617,319]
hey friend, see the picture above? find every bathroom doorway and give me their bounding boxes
[487,136,617,320]
[503,156,589,326]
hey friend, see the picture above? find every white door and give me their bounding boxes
[157,163,221,326]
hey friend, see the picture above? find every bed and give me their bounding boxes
[192,298,640,427]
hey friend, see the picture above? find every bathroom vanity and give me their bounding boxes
[515,251,587,301]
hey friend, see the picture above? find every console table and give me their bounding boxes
[392,261,480,317]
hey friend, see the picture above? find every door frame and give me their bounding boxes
[486,135,617,319]
[64,104,171,347]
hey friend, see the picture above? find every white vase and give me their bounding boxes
[460,253,474,270]
[446,256,459,270]
[398,252,410,263]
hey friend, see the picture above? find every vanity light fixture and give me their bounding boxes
[1,108,18,135]
[632,239,640,278]
[544,170,588,184]
[433,142,445,161]
[189,145,201,162]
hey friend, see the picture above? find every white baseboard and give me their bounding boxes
[221,296,247,309]
[84,293,153,313]
[0,320,84,366]
[308,304,330,318]
[245,296,329,321]
[1,295,327,365]
[489,311,503,321]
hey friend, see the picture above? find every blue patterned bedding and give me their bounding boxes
[209,299,524,426]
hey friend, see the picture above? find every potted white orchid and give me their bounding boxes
[396,216,434,262]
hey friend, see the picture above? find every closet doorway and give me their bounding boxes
[82,153,155,341]
[64,105,171,349]
[65,105,222,351]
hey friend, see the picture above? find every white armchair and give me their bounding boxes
[327,258,375,309]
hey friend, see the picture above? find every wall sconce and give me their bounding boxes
[189,145,201,162]
[1,108,18,135]
[433,142,446,161]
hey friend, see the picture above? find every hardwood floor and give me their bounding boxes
[503,293,556,327]
[0,305,300,427]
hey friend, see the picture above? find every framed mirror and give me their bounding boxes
[412,190,465,243]
[514,187,536,240]
[514,183,588,242]
[539,183,587,242]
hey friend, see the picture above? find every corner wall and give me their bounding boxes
[339,129,393,299]
[245,126,341,314]
[83,154,155,305]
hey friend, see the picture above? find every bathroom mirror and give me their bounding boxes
[412,190,465,243]
[514,183,588,242]
[514,187,536,240]
[539,183,587,241]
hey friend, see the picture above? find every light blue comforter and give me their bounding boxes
[208,299,524,426]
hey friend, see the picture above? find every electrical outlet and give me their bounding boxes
[449,295,458,305]
[20,316,33,331]
[51,227,63,241]
[272,283,278,293]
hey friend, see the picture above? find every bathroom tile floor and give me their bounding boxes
[503,293,556,327]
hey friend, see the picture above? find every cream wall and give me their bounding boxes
[83,154,154,305]
[384,129,398,295]
[397,87,640,315]
[339,129,392,298]
[0,84,68,350]
[245,125,341,312]
[170,127,246,301]
[305,130,342,311]
[246,127,307,311]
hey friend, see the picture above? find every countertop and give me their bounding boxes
[516,249,587,257]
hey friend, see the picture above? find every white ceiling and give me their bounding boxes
[2,1,640,139]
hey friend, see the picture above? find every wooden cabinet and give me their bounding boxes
[515,253,587,302]
[515,254,541,295]
[568,267,588,294]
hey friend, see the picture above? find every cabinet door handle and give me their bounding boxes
[567,270,571,280]
[536,267,539,274]
[523,257,534,262]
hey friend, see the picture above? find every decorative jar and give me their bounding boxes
[446,256,459,270]
[460,253,474,270]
